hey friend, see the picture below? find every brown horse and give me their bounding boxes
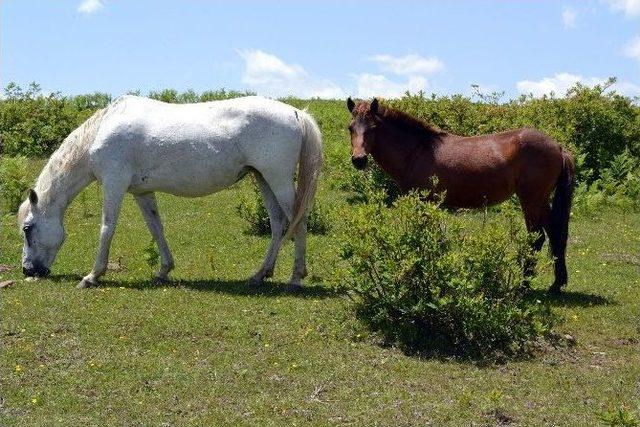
[347,98,574,294]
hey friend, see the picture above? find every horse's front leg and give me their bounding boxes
[77,180,127,289]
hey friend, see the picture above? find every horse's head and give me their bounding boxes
[347,97,379,170]
[18,189,64,278]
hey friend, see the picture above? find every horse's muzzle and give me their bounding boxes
[23,263,50,278]
[351,156,368,170]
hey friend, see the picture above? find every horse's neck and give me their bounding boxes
[35,149,93,217]
[372,124,435,190]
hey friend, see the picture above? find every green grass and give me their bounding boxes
[1,100,640,425]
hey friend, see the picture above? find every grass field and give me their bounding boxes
[1,101,639,425]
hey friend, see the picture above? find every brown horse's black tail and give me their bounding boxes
[548,150,575,293]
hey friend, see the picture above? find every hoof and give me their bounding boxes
[285,283,303,293]
[154,276,171,285]
[548,283,564,296]
[77,277,98,289]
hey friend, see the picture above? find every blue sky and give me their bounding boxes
[2,0,640,99]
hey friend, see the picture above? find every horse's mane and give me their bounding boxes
[377,105,448,141]
[31,108,107,209]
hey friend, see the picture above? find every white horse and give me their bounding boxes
[18,95,323,290]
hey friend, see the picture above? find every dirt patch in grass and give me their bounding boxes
[0,264,14,273]
[601,252,640,266]
[483,409,516,425]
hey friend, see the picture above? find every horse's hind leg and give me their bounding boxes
[247,173,288,286]
[544,215,568,294]
[134,192,175,283]
[257,170,306,290]
[519,196,551,286]
[78,176,129,289]
[292,219,309,284]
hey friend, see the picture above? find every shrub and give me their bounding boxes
[70,92,112,110]
[598,405,639,427]
[0,83,90,157]
[237,178,330,236]
[336,162,401,205]
[335,190,556,358]
[148,88,255,103]
[0,156,30,213]
[573,149,640,216]
[143,239,160,268]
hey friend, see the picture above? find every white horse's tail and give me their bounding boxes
[282,109,323,242]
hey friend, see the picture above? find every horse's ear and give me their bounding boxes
[347,97,355,113]
[370,98,379,115]
[28,189,38,206]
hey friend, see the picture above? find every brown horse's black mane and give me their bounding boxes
[377,105,449,142]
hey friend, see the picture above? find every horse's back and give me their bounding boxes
[98,95,299,139]
[430,127,563,207]
[89,96,304,196]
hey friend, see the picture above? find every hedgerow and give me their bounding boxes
[2,80,640,212]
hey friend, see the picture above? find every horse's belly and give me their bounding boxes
[128,154,245,197]
[443,187,513,208]
[437,172,516,208]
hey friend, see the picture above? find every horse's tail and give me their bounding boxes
[549,149,575,291]
[282,109,323,242]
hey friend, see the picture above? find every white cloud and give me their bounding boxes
[352,53,444,98]
[77,0,103,14]
[369,54,444,76]
[615,81,640,96]
[623,36,640,60]
[562,7,577,28]
[516,73,608,97]
[355,74,428,98]
[605,0,640,16]
[236,50,444,99]
[239,50,306,86]
[309,82,346,99]
[238,49,344,98]
[516,72,640,98]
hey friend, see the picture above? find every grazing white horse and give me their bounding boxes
[18,95,323,290]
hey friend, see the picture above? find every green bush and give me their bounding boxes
[335,190,556,358]
[4,80,640,211]
[573,149,640,216]
[148,88,255,103]
[598,405,639,427]
[336,162,400,205]
[0,156,30,213]
[237,178,330,236]
[0,83,91,157]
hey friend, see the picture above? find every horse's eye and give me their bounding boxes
[23,224,33,234]
[348,125,354,133]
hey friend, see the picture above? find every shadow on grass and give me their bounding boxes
[525,288,614,308]
[48,273,84,283]
[97,277,337,299]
